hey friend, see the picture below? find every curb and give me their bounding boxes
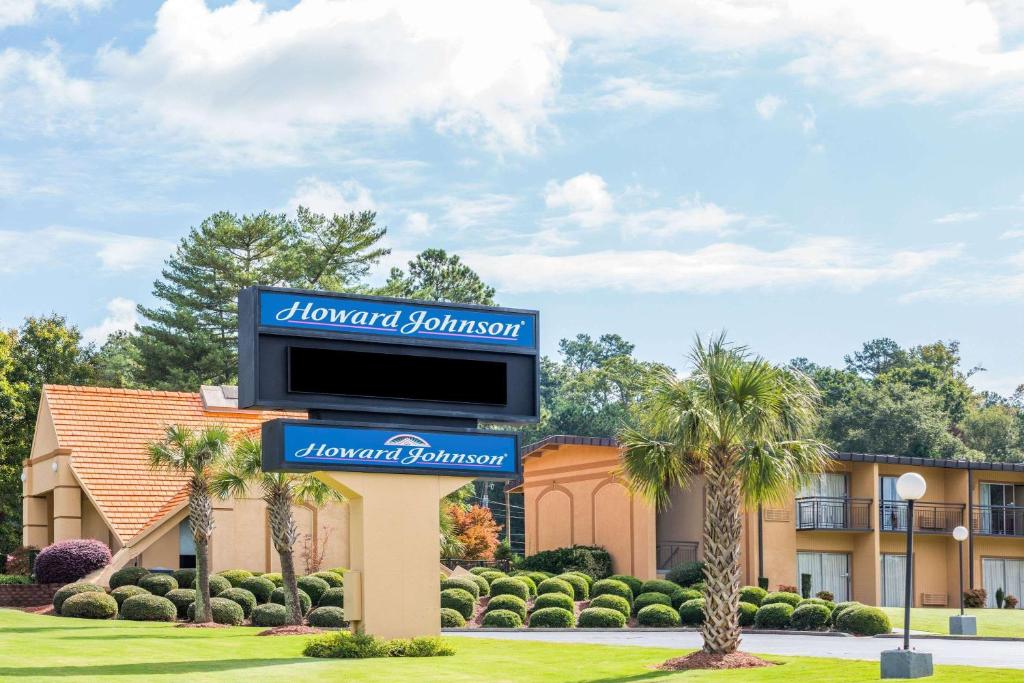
[876,633,1024,643]
[445,627,852,637]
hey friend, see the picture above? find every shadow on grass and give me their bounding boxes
[583,672,679,683]
[0,657,320,678]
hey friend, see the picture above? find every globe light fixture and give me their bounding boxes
[949,525,975,636]
[51,461,58,473]
[895,472,926,501]
[952,525,968,543]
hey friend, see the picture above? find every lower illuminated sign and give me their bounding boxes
[262,420,519,480]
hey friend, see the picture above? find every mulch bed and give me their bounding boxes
[176,622,230,629]
[657,651,776,671]
[257,625,327,636]
[11,605,54,615]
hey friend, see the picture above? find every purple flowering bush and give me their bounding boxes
[34,539,111,584]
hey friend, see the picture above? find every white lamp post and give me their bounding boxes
[949,525,976,635]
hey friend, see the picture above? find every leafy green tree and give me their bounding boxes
[962,404,1023,462]
[91,331,143,388]
[381,248,495,304]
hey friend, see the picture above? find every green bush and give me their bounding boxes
[607,574,642,597]
[440,607,465,627]
[665,561,704,588]
[537,577,575,600]
[307,606,346,627]
[318,587,344,608]
[239,576,276,603]
[739,585,768,606]
[738,601,757,627]
[251,602,290,627]
[326,566,347,577]
[689,581,707,594]
[388,636,456,658]
[555,574,589,601]
[479,570,507,583]
[270,587,312,615]
[513,574,537,596]
[109,566,150,589]
[829,601,862,626]
[188,596,244,625]
[303,632,454,659]
[171,568,197,588]
[798,597,835,611]
[120,594,177,622]
[791,603,830,631]
[518,571,552,587]
[311,571,344,588]
[577,606,625,628]
[517,545,613,580]
[468,574,489,597]
[468,566,494,576]
[110,585,150,608]
[218,587,257,618]
[440,577,480,599]
[261,572,284,587]
[193,574,231,596]
[638,603,681,627]
[53,582,104,613]
[677,598,705,626]
[754,602,794,629]
[486,594,527,622]
[836,605,891,636]
[217,569,253,587]
[528,607,574,628]
[164,589,196,618]
[138,573,178,597]
[632,591,672,615]
[639,579,679,596]
[670,587,702,609]
[482,609,523,628]
[440,588,475,620]
[490,577,528,601]
[588,593,631,619]
[761,591,802,608]
[297,576,331,605]
[566,571,595,588]
[0,574,31,585]
[61,591,118,619]
[531,592,574,612]
[591,579,632,604]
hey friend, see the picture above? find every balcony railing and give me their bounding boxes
[795,497,872,531]
[879,501,964,533]
[657,541,698,571]
[972,505,1024,537]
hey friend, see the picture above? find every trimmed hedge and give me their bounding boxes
[0,574,31,585]
[218,587,257,617]
[297,576,331,605]
[312,571,344,588]
[537,577,574,600]
[61,591,118,619]
[109,566,150,589]
[670,587,702,609]
[555,574,589,601]
[565,571,595,588]
[588,593,631,619]
[171,568,197,588]
[468,567,494,576]
[53,582,105,613]
[754,602,794,629]
[478,571,507,585]
[270,587,312,615]
[469,574,489,597]
[318,587,345,608]
[489,577,528,601]
[528,607,574,628]
[303,632,454,659]
[188,597,245,625]
[665,561,704,588]
[518,571,552,587]
[440,607,465,627]
[798,597,835,611]
[739,585,767,606]
[110,585,150,608]
[35,539,112,584]
[251,602,290,627]
[193,574,231,596]
[607,574,642,597]
[791,603,830,631]
[578,606,626,628]
[217,569,253,587]
[138,573,178,597]
[482,609,523,628]
[517,545,613,580]
[829,601,862,626]
[738,601,757,627]
[240,576,276,603]
[120,594,177,622]
[164,589,197,618]
[591,579,632,604]
[440,588,475,620]
[308,606,346,628]
[513,574,537,596]
[639,579,679,596]
[632,591,672,615]
[441,577,480,599]
[638,603,681,627]
[836,605,891,636]
[261,572,284,587]
[532,592,574,612]
[761,591,802,608]
[326,567,348,577]
[677,598,705,626]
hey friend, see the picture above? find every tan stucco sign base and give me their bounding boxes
[316,471,473,639]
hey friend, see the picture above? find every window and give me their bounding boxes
[797,474,848,529]
[881,554,907,607]
[796,552,850,602]
[983,558,1024,608]
[178,520,196,569]
[880,476,904,531]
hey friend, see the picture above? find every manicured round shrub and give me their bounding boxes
[35,540,112,584]
[440,588,475,620]
[193,574,231,596]
[325,566,347,577]
[589,593,631,619]
[537,577,575,600]
[486,594,527,622]
[188,597,244,625]
[638,603,681,627]
[318,587,344,608]
[555,574,589,601]
[53,582,104,613]
[217,569,253,587]
[689,581,707,594]
[110,585,150,608]
[607,574,642,597]
[61,591,118,619]
[519,571,551,587]
[665,561,704,588]
[218,587,257,618]
[513,574,537,596]
[482,609,523,628]
[528,607,574,628]
[836,605,891,636]
[739,585,767,606]
[578,606,626,628]
[261,572,284,587]
[311,571,344,588]
[468,566,493,576]
[165,589,196,618]
[490,577,528,602]
[479,571,507,584]
[441,577,480,599]
[632,591,672,615]
[678,598,705,626]
[171,568,196,588]
[297,576,331,605]
[120,594,177,622]
[738,601,757,627]
[109,566,150,589]
[670,587,702,609]
[791,603,830,631]
[469,574,489,597]
[440,607,466,627]
[239,576,276,603]
[270,587,312,615]
[307,606,346,628]
[798,597,835,611]
[639,579,679,596]
[566,571,595,588]
[591,578,632,604]
[251,602,289,627]
[829,601,862,626]
[761,591,802,608]
[754,602,794,629]
[138,573,178,597]
[532,592,574,612]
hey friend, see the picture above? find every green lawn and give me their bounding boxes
[0,609,1021,682]
[882,607,1024,638]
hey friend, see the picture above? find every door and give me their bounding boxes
[881,554,907,607]
[880,476,903,531]
[798,473,848,528]
[797,551,850,602]
[983,558,1024,608]
[981,483,1015,535]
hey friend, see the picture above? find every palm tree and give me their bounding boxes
[148,425,231,623]
[211,435,343,625]
[620,334,830,656]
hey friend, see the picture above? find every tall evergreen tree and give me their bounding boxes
[382,248,495,304]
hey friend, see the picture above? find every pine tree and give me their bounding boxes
[382,248,495,304]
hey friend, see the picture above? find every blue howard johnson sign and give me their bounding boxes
[280,422,519,478]
[259,290,536,349]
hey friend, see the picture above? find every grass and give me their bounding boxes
[1,609,1023,682]
[882,607,1024,638]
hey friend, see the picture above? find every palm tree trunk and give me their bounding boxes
[190,481,215,623]
[700,448,743,654]
[269,490,303,625]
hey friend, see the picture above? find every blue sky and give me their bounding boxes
[1,0,1023,395]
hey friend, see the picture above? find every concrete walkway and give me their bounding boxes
[449,630,1024,669]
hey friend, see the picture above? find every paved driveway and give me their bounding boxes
[449,630,1024,669]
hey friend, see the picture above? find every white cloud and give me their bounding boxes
[436,194,519,230]
[1000,229,1024,239]
[902,250,1024,302]
[0,0,104,29]
[623,196,745,237]
[594,77,716,111]
[544,173,615,228]
[0,226,171,273]
[403,211,432,236]
[800,104,817,134]
[933,211,981,223]
[755,94,784,119]
[286,177,375,216]
[83,297,137,345]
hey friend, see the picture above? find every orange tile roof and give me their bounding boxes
[42,385,300,542]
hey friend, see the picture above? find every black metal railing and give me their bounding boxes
[972,505,1024,537]
[657,541,699,570]
[795,497,872,531]
[441,558,512,572]
[879,501,964,533]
